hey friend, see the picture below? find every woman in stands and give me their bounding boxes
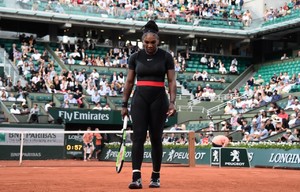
[121,20,176,189]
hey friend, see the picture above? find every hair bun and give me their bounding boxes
[142,20,159,34]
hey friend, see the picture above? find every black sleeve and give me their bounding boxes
[128,52,138,70]
[165,52,175,70]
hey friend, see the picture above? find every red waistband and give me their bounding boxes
[136,81,165,87]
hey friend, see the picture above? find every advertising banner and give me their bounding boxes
[99,147,210,165]
[247,149,300,168]
[48,108,177,126]
[0,128,64,146]
[220,148,250,168]
[0,146,64,160]
[97,146,300,168]
[0,128,64,160]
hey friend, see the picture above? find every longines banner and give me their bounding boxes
[48,108,177,126]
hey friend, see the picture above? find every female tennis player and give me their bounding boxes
[121,20,176,189]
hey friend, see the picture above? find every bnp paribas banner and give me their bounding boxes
[48,108,177,126]
[0,128,64,160]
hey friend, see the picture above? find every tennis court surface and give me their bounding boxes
[0,160,299,192]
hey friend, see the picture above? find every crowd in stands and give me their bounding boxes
[220,87,300,141]
[199,54,239,74]
[56,39,136,67]
[4,34,119,111]
[17,0,252,27]
[264,0,300,22]
[224,69,298,113]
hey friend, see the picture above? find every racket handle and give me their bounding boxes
[123,116,128,130]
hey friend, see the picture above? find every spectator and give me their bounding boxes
[170,124,181,131]
[201,71,209,81]
[242,85,254,98]
[194,85,203,99]
[65,93,77,104]
[27,104,40,123]
[241,119,251,133]
[247,77,255,87]
[229,64,238,74]
[224,101,236,114]
[257,122,269,140]
[267,102,280,115]
[278,108,289,120]
[280,53,289,60]
[254,75,264,85]
[93,103,103,110]
[218,63,227,74]
[286,99,300,110]
[242,10,252,27]
[7,93,16,101]
[200,54,208,65]
[294,112,300,127]
[74,90,85,108]
[102,103,111,111]
[69,49,80,59]
[91,91,101,104]
[20,103,30,114]
[288,113,297,128]
[192,71,202,81]
[10,104,21,115]
[207,56,216,69]
[264,118,275,135]
[45,101,54,112]
[280,129,293,142]
[221,121,232,131]
[67,56,75,65]
[231,58,238,66]
[287,129,300,143]
[61,100,70,108]
[31,50,41,61]
[271,90,281,102]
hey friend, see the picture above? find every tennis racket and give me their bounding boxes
[116,116,128,173]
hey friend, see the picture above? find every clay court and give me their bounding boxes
[0,160,299,192]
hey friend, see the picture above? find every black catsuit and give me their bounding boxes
[128,48,174,172]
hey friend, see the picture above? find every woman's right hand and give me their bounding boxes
[121,107,129,118]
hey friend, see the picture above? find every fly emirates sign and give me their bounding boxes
[58,111,110,122]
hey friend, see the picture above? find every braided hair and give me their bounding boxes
[141,20,159,40]
[141,20,159,34]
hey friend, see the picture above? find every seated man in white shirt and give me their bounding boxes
[231,58,238,65]
[102,103,111,111]
[192,71,202,81]
[200,54,208,65]
[65,93,77,104]
[93,103,102,110]
[219,63,227,74]
[10,104,21,114]
[31,50,41,61]
[91,92,101,104]
[69,49,80,59]
[98,86,107,96]
[67,56,75,65]
[229,64,238,74]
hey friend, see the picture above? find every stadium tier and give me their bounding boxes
[0,0,300,147]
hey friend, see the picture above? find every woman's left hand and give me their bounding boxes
[166,103,176,117]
